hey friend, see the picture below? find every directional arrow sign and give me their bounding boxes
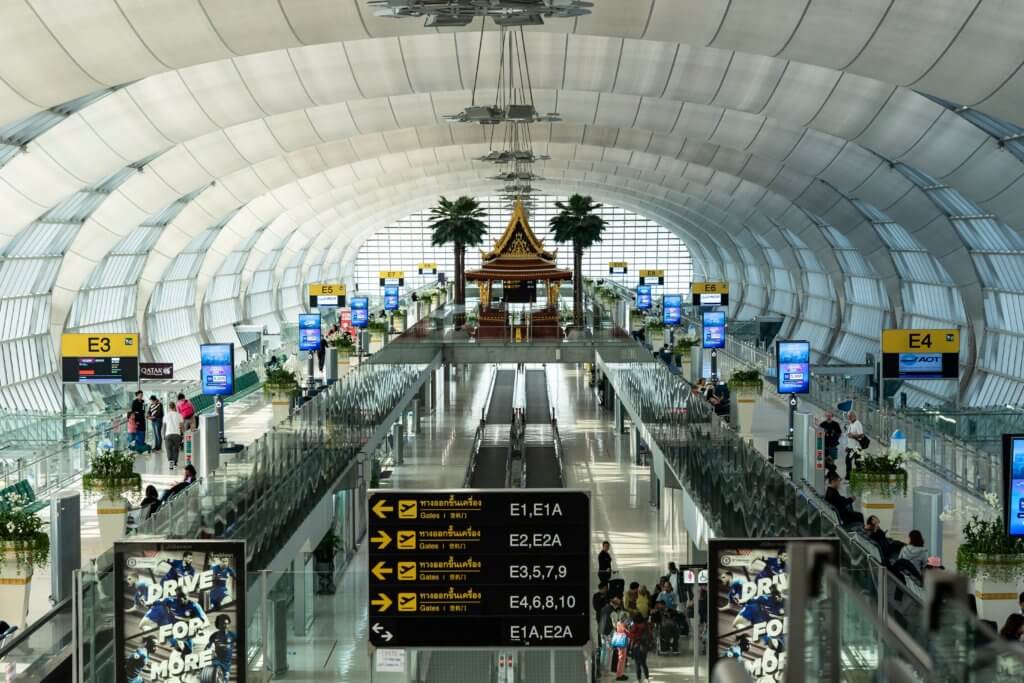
[372,499,394,519]
[370,530,392,550]
[372,622,394,643]
[371,561,393,581]
[371,593,393,612]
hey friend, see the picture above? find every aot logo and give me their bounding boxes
[899,353,942,374]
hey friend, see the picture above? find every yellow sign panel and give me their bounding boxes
[62,333,139,358]
[379,271,405,280]
[418,262,437,271]
[692,281,729,294]
[608,261,628,269]
[309,283,346,296]
[639,269,664,278]
[397,530,417,550]
[881,329,959,354]
[398,500,418,519]
[398,561,417,581]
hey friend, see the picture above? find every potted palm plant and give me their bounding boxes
[429,196,488,328]
[549,195,608,329]
[0,490,49,628]
[264,366,299,418]
[943,492,1024,625]
[848,448,908,530]
[83,448,142,548]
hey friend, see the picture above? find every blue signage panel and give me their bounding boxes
[384,285,400,311]
[776,340,810,394]
[702,310,726,349]
[351,297,369,328]
[299,313,322,351]
[636,285,652,310]
[200,343,234,396]
[1005,435,1024,538]
[662,294,682,325]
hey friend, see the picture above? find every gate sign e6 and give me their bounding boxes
[881,328,959,380]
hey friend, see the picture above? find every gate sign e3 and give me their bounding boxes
[61,333,139,384]
[881,328,959,380]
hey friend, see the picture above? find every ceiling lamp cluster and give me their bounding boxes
[368,0,592,27]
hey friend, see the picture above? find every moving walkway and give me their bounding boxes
[522,367,564,489]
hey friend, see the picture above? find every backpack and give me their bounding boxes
[126,414,137,433]
[632,626,654,654]
[178,399,195,419]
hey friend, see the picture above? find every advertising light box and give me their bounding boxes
[1004,435,1024,538]
[384,285,400,311]
[776,340,810,394]
[298,313,321,351]
[636,285,652,310]
[702,311,726,349]
[114,539,246,683]
[351,297,369,328]
[200,343,234,396]
[662,295,682,325]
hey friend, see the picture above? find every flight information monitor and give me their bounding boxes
[702,310,726,349]
[776,340,810,394]
[61,333,139,383]
[384,285,400,311]
[662,295,682,325]
[200,343,234,396]
[636,285,652,310]
[1004,435,1024,538]
[351,297,369,328]
[881,328,959,380]
[367,489,590,649]
[298,313,321,351]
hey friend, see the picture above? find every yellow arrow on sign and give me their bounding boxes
[371,593,393,612]
[371,561,394,581]
[371,530,392,550]
[372,499,394,519]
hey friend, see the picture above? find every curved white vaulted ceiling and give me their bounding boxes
[2,0,1024,409]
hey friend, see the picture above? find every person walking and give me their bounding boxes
[163,401,184,470]
[819,411,842,473]
[611,620,630,681]
[629,615,652,682]
[131,391,147,451]
[148,396,164,452]
[176,393,196,432]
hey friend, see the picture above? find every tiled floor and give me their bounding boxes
[274,363,699,682]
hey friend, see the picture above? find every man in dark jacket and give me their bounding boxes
[819,411,842,472]
[131,391,146,450]
[825,472,863,526]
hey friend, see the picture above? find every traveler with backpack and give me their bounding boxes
[629,615,653,682]
[163,401,184,470]
[176,393,196,431]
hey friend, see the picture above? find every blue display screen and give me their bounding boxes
[897,352,944,378]
[702,311,726,349]
[663,295,682,325]
[200,343,234,396]
[384,285,399,311]
[777,340,810,394]
[636,286,651,310]
[352,297,369,328]
[1009,437,1024,537]
[298,313,321,351]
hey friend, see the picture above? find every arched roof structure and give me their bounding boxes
[1,1,1024,410]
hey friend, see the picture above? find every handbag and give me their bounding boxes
[610,632,628,648]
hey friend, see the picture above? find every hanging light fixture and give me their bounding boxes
[368,1,592,27]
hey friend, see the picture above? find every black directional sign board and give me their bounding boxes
[367,489,591,649]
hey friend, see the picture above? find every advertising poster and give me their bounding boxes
[702,311,726,349]
[298,313,321,351]
[663,294,682,325]
[200,344,234,396]
[1004,435,1024,537]
[114,540,246,683]
[708,538,838,683]
[351,297,369,328]
[776,340,810,394]
[339,308,354,337]
[383,285,400,311]
[895,352,946,379]
[636,285,652,310]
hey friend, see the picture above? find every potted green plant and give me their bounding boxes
[393,308,407,333]
[327,329,354,359]
[83,449,142,548]
[0,489,50,627]
[673,335,700,365]
[368,315,390,342]
[727,367,763,394]
[264,366,299,414]
[848,448,908,530]
[943,492,1024,625]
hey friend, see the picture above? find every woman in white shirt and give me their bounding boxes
[163,401,184,470]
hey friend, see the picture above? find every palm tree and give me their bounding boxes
[549,194,607,328]
[429,196,488,327]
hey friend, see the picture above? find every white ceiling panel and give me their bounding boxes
[643,0,727,45]
[898,111,987,178]
[582,126,617,148]
[519,32,567,91]
[712,0,807,56]
[574,0,653,39]
[185,131,248,179]
[288,43,363,105]
[675,103,724,142]
[633,98,681,133]
[945,140,1023,204]
[127,72,217,143]
[708,109,762,150]
[647,133,684,158]
[856,89,943,158]
[265,110,323,151]
[614,39,676,97]
[278,0,369,44]
[179,60,266,128]
[347,98,398,134]
[556,90,600,124]
[234,51,311,115]
[200,0,301,55]
[810,73,893,141]
[747,118,801,161]
[761,61,838,127]
[594,93,640,129]
[81,91,171,161]
[662,45,730,105]
[118,0,234,69]
[615,129,653,153]
[389,94,437,129]
[224,121,283,165]
[34,113,127,183]
[306,102,361,140]
[564,35,621,93]
[785,129,845,178]
[780,0,889,70]
[713,53,786,113]
[399,34,463,92]
[346,38,413,99]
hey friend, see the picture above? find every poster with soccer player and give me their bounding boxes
[708,538,837,683]
[114,540,246,683]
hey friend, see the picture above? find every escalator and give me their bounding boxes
[467,369,515,488]
[523,368,564,488]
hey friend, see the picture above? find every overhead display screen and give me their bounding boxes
[1004,435,1024,538]
[776,340,810,394]
[298,314,321,351]
[636,285,652,310]
[61,333,139,383]
[351,297,369,328]
[200,343,234,396]
[308,283,346,308]
[639,269,664,286]
[702,311,726,349]
[367,490,590,649]
[692,282,729,306]
[384,286,400,311]
[662,295,682,325]
[608,261,628,275]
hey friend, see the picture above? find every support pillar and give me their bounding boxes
[411,398,421,434]
[325,347,338,384]
[392,422,404,465]
[913,488,944,562]
[614,397,625,435]
[630,426,643,466]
